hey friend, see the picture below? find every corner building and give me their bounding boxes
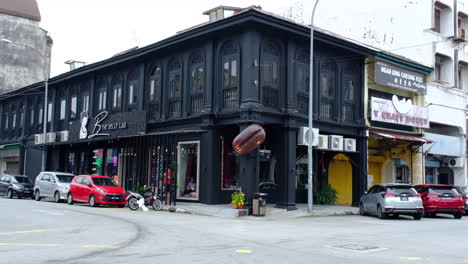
[0,7,430,207]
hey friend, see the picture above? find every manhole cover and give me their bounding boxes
[328,244,386,252]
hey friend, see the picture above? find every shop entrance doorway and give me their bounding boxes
[118,148,137,190]
[394,158,409,183]
[177,141,200,200]
[438,167,454,184]
[328,154,353,205]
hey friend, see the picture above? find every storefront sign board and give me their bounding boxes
[375,62,426,94]
[371,96,429,128]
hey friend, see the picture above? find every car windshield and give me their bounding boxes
[460,187,468,194]
[56,175,74,183]
[429,187,458,196]
[386,186,416,195]
[92,178,117,187]
[12,176,31,183]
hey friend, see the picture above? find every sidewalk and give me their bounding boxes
[163,203,359,219]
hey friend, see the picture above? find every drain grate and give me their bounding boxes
[328,244,386,252]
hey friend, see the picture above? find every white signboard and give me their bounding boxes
[371,96,429,128]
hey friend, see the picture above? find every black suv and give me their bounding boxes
[0,175,34,199]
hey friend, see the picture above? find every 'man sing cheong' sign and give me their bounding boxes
[371,96,429,128]
[375,62,426,94]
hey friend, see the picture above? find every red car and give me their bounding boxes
[67,175,126,207]
[414,184,464,219]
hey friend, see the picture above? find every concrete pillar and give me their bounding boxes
[412,151,423,184]
[238,124,259,206]
[276,127,297,210]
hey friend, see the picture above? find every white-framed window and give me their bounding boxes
[60,99,66,120]
[177,141,200,200]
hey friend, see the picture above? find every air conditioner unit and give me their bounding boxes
[46,132,56,143]
[329,135,344,151]
[297,127,319,147]
[317,135,329,149]
[59,131,69,142]
[344,138,356,152]
[447,157,463,168]
[34,134,44,144]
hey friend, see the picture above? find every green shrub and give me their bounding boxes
[316,184,337,205]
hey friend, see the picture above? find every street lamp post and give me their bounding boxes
[308,0,320,213]
[1,38,49,171]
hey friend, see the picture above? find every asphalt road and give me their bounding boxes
[1,197,468,264]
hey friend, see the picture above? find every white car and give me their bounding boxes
[33,172,75,202]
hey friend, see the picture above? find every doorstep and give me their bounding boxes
[161,203,359,219]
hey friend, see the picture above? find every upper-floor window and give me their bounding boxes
[149,66,161,121]
[342,67,356,122]
[96,79,107,112]
[38,104,43,125]
[220,41,240,109]
[80,83,90,114]
[3,113,8,130]
[47,101,53,123]
[433,2,450,35]
[19,104,24,129]
[260,40,281,108]
[189,52,204,114]
[69,88,77,120]
[319,62,336,120]
[30,107,34,126]
[434,53,452,84]
[168,58,182,118]
[111,75,123,110]
[295,49,310,115]
[127,71,138,108]
[11,110,16,129]
[60,98,66,120]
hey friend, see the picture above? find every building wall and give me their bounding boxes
[0,13,52,94]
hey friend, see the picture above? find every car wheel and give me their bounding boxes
[34,190,41,201]
[359,203,367,216]
[454,212,463,219]
[392,214,400,218]
[89,195,98,207]
[67,193,74,205]
[54,192,61,203]
[7,189,13,199]
[377,205,386,219]
[414,213,422,220]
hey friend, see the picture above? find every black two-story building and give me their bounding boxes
[0,7,428,208]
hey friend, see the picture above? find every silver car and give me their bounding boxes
[34,172,75,202]
[454,186,468,214]
[360,183,424,220]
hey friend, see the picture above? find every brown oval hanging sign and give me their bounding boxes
[232,124,266,155]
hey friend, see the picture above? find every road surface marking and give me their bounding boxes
[232,220,243,223]
[0,229,48,235]
[236,250,252,253]
[400,257,424,260]
[81,245,120,249]
[0,243,59,247]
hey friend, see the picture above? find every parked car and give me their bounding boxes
[454,186,468,215]
[67,175,126,207]
[0,174,34,199]
[360,183,424,220]
[414,184,464,219]
[34,171,75,202]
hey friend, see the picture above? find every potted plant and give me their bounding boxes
[231,189,245,209]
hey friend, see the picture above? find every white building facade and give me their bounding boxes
[279,0,468,185]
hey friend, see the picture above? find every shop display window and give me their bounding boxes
[221,136,239,190]
[177,141,199,200]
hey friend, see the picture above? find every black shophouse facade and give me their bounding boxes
[0,8,425,208]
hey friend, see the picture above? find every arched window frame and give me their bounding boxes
[342,66,356,122]
[127,70,139,110]
[111,74,123,111]
[319,61,337,120]
[167,58,182,118]
[148,65,162,121]
[260,40,281,108]
[80,82,90,115]
[95,79,108,112]
[294,48,310,115]
[189,51,205,114]
[220,40,240,109]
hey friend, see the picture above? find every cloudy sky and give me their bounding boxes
[36,0,303,77]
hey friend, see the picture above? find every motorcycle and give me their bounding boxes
[126,186,163,211]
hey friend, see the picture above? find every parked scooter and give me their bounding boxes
[126,186,163,211]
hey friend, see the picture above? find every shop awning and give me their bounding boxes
[370,131,433,144]
[0,143,20,150]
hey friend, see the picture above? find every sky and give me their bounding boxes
[36,0,301,77]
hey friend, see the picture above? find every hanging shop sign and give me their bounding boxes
[71,110,146,141]
[371,95,429,128]
[375,61,426,94]
[232,124,266,155]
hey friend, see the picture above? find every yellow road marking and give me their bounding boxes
[0,243,59,247]
[232,220,243,223]
[236,250,252,253]
[400,257,424,260]
[81,245,120,249]
[0,229,48,235]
